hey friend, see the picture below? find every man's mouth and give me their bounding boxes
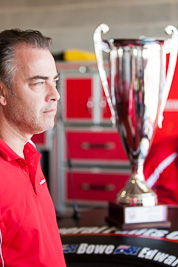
[43,108,56,113]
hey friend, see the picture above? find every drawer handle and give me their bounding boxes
[81,183,115,192]
[100,99,108,114]
[86,98,93,114]
[81,142,115,150]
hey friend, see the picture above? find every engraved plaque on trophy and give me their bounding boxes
[94,24,177,229]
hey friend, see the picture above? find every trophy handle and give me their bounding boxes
[158,25,178,128]
[94,24,116,125]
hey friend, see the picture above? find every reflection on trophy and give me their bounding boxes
[94,24,177,229]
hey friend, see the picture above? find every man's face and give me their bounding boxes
[3,44,60,136]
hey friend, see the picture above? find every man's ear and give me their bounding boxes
[0,81,7,106]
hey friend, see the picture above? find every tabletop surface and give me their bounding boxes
[57,205,178,231]
[58,205,178,266]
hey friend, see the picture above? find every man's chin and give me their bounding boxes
[34,123,55,135]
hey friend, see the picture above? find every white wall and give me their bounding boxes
[0,0,178,54]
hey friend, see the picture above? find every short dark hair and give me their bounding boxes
[0,28,52,88]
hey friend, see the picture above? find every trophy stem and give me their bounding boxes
[132,162,144,181]
[116,162,158,207]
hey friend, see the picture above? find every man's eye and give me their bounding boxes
[37,81,44,85]
[33,81,45,87]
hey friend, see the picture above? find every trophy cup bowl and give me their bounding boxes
[94,24,177,229]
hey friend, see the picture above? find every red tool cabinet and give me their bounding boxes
[56,64,131,209]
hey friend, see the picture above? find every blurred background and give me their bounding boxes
[1,0,178,53]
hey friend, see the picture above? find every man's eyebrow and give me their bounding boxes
[28,73,60,81]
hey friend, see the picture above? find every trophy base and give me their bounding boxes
[106,202,171,230]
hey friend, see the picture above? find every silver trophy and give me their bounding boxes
[94,24,177,209]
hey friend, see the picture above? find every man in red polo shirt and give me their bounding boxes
[0,29,66,266]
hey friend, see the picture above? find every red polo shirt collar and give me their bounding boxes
[0,138,21,161]
[0,138,41,162]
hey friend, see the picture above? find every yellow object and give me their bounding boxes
[63,49,96,61]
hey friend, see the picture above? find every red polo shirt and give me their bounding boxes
[0,138,66,267]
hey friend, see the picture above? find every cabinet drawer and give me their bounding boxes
[65,129,128,163]
[65,168,130,203]
[64,77,93,121]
